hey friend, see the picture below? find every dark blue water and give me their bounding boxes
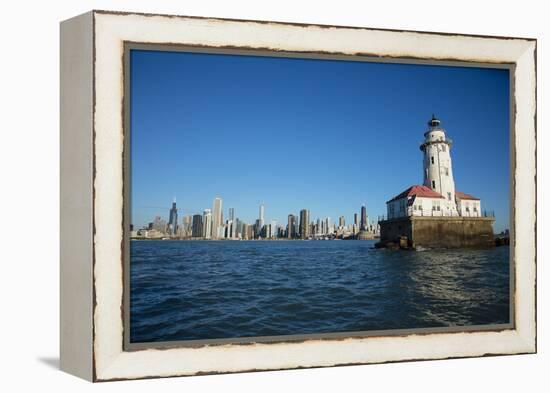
[129,240,510,343]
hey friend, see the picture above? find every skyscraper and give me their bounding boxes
[212,197,223,239]
[202,209,212,239]
[192,214,203,238]
[182,215,192,237]
[339,216,345,228]
[361,205,367,230]
[228,207,235,221]
[287,214,296,239]
[152,216,167,233]
[354,213,359,226]
[254,219,261,238]
[235,218,241,239]
[259,204,265,231]
[242,223,249,240]
[299,209,310,239]
[168,198,178,235]
[226,220,234,239]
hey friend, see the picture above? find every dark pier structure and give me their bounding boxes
[378,215,495,249]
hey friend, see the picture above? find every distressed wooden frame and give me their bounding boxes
[60,10,537,382]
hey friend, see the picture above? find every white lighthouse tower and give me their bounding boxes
[420,115,458,216]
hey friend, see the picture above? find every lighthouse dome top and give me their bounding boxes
[428,114,441,128]
[424,114,445,136]
[421,114,452,150]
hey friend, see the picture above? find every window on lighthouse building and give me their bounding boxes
[431,156,434,164]
[432,180,436,189]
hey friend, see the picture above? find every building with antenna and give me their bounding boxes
[168,198,178,236]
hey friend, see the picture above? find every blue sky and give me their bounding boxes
[130,49,510,232]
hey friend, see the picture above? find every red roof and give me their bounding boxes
[387,185,444,203]
[455,191,480,200]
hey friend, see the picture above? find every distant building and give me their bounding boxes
[339,216,345,228]
[258,204,265,236]
[245,224,254,240]
[235,218,242,239]
[228,207,235,221]
[325,217,332,235]
[137,228,163,239]
[212,197,223,239]
[299,209,310,239]
[242,223,249,240]
[168,198,178,236]
[181,215,192,237]
[191,214,203,238]
[287,214,296,239]
[254,219,262,238]
[152,216,167,233]
[225,220,234,238]
[202,209,212,239]
[360,205,367,230]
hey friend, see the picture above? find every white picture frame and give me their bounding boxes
[60,10,536,381]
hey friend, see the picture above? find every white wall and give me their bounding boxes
[457,198,482,217]
[389,196,470,218]
[422,130,458,214]
[0,1,546,392]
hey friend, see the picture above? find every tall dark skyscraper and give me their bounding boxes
[287,214,296,239]
[360,205,367,230]
[192,214,203,238]
[299,209,310,239]
[254,219,261,238]
[168,198,178,235]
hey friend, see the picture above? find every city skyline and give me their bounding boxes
[130,50,510,232]
[133,196,378,240]
[132,196,376,231]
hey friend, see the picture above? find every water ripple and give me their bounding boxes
[130,240,510,343]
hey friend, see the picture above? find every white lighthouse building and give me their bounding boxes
[386,115,482,219]
[421,115,458,215]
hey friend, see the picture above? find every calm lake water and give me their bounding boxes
[129,240,510,343]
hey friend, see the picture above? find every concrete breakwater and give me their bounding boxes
[377,216,496,249]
